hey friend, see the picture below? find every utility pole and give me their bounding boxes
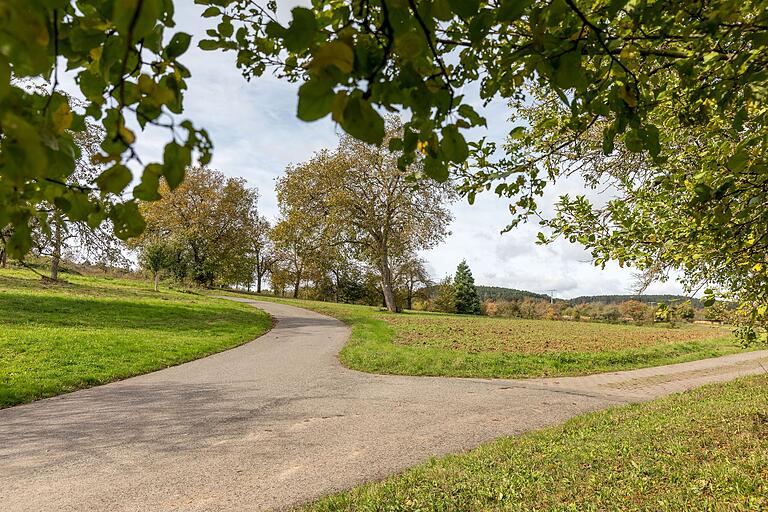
[548,289,556,304]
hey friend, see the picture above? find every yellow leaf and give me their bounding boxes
[51,102,73,135]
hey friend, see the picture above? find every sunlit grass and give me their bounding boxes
[218,291,744,378]
[0,269,271,408]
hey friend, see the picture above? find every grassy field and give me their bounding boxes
[0,269,271,408]
[304,375,768,511]
[218,291,744,379]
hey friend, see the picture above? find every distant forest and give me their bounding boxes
[474,286,701,308]
[474,286,550,302]
[569,294,702,307]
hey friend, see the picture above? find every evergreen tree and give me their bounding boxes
[454,260,481,315]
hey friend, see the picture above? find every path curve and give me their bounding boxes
[2,298,767,511]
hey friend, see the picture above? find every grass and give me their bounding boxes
[218,291,745,379]
[303,375,768,511]
[0,269,271,408]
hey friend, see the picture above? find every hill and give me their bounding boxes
[475,285,550,302]
[569,294,702,307]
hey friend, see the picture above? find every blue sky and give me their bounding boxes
[127,1,686,298]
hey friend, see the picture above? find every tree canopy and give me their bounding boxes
[275,119,454,311]
[1,1,210,257]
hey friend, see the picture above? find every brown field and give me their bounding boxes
[385,314,732,354]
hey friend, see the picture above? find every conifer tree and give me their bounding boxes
[454,260,481,315]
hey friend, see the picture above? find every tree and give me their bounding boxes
[199,0,768,338]
[453,260,481,315]
[431,275,456,314]
[1,4,211,257]
[250,215,276,294]
[29,121,127,280]
[275,119,453,312]
[0,226,10,268]
[397,254,431,310]
[139,239,172,291]
[507,92,768,338]
[134,166,259,287]
[618,300,651,323]
[270,214,323,298]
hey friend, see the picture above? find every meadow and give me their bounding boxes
[0,269,271,408]
[219,291,744,378]
[303,374,768,511]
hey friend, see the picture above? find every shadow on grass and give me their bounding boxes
[0,292,262,333]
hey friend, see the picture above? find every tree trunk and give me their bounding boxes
[153,272,159,291]
[0,247,6,268]
[379,253,397,312]
[50,218,62,281]
[293,279,300,298]
[407,286,413,310]
[256,273,262,293]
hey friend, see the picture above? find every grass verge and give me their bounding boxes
[0,269,271,408]
[217,291,745,379]
[303,375,768,511]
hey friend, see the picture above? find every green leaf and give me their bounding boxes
[458,104,487,127]
[602,129,615,154]
[441,125,469,163]
[198,39,220,51]
[309,41,354,75]
[297,79,335,121]
[508,126,526,140]
[624,129,643,152]
[111,201,146,240]
[133,163,163,201]
[0,55,10,100]
[424,156,449,181]
[95,164,133,194]
[284,7,317,52]
[694,183,712,202]
[497,0,533,22]
[112,0,162,40]
[202,6,220,17]
[341,96,385,144]
[7,224,32,259]
[166,32,192,58]
[553,51,585,90]
[642,124,661,157]
[218,19,234,38]
[162,142,191,189]
[448,0,480,18]
[726,150,748,172]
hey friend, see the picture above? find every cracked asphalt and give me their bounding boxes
[2,298,766,511]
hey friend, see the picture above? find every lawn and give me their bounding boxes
[0,269,271,408]
[218,291,744,379]
[304,375,768,511]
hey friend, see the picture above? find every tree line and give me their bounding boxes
[130,118,453,312]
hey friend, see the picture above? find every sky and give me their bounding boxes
[125,1,687,299]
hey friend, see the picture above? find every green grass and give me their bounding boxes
[218,291,745,379]
[303,375,768,511]
[0,269,271,408]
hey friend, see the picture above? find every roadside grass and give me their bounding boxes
[304,375,768,511]
[0,269,271,408]
[215,291,745,379]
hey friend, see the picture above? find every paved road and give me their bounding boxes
[2,298,767,511]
